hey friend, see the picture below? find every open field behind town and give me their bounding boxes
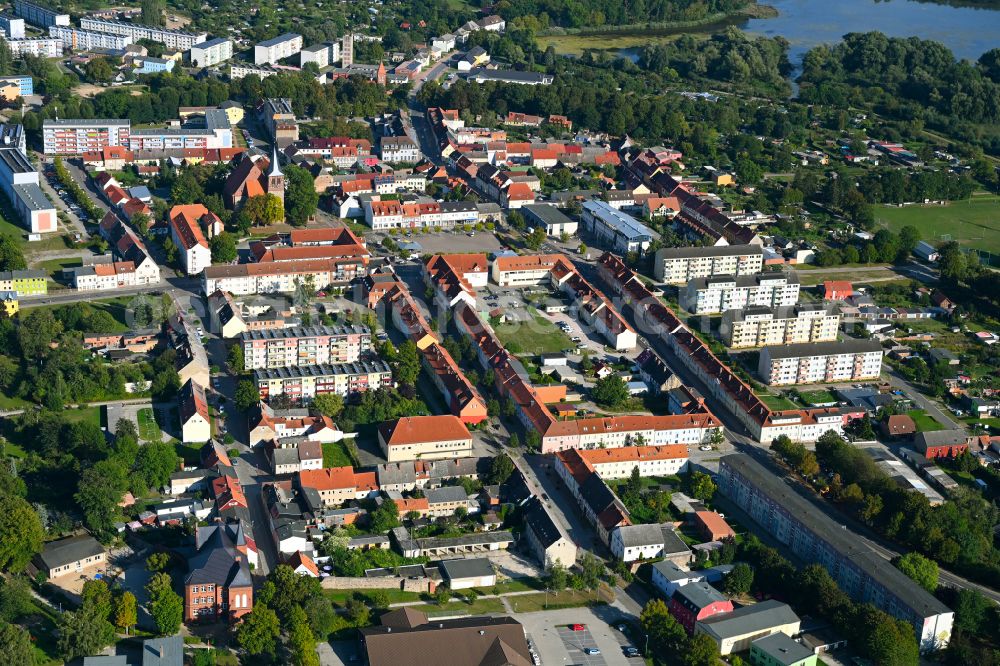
[875,195,1000,256]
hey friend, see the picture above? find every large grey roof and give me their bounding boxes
[440,557,494,581]
[185,526,252,588]
[39,534,104,570]
[697,599,799,639]
[615,523,666,548]
[673,581,727,610]
[761,339,882,360]
[522,496,563,548]
[142,636,183,666]
[426,485,470,505]
[750,632,813,666]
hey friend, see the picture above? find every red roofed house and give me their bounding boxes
[169,205,213,275]
[693,511,735,542]
[179,379,211,443]
[298,467,358,507]
[377,415,473,463]
[823,281,854,301]
[669,582,734,634]
[223,147,285,214]
[287,551,319,577]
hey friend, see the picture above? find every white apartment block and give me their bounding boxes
[190,37,233,67]
[363,198,478,230]
[13,0,68,27]
[379,136,420,163]
[229,62,279,80]
[300,42,334,68]
[722,304,841,349]
[571,445,689,479]
[654,244,765,283]
[0,146,57,234]
[78,18,207,49]
[241,325,372,369]
[0,15,26,39]
[254,32,302,65]
[202,261,350,296]
[681,272,800,315]
[758,339,884,386]
[43,119,130,155]
[49,26,133,51]
[6,38,61,57]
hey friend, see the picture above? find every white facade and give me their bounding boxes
[759,341,884,386]
[654,245,764,283]
[300,43,332,68]
[0,15,26,39]
[13,0,68,27]
[255,32,303,65]
[6,38,61,57]
[42,119,130,155]
[681,272,801,315]
[229,62,279,80]
[78,17,206,49]
[723,305,841,349]
[379,137,420,163]
[49,25,132,51]
[190,37,233,67]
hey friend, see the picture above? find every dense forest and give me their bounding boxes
[799,33,1000,153]
[494,0,752,27]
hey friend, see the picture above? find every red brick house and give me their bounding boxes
[914,430,970,459]
[184,525,253,623]
[693,511,735,542]
[823,281,853,301]
[669,582,734,634]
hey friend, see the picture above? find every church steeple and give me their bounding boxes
[267,143,283,177]
[266,143,285,204]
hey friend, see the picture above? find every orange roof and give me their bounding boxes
[288,551,319,576]
[379,415,471,446]
[505,182,534,201]
[394,497,430,512]
[299,466,357,491]
[256,245,369,263]
[694,511,735,538]
[576,445,688,465]
[493,253,563,273]
[93,261,136,276]
[289,226,363,246]
[354,471,378,492]
[169,204,210,250]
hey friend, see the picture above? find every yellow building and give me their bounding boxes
[220,101,245,126]
[0,82,20,102]
[714,172,735,187]
[0,291,18,317]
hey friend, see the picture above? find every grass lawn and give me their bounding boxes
[413,598,506,616]
[0,390,31,411]
[34,256,82,276]
[322,440,355,468]
[21,296,134,333]
[508,589,603,613]
[908,409,945,432]
[494,311,574,356]
[759,393,799,411]
[137,407,162,441]
[799,389,838,405]
[174,441,202,466]
[875,195,1000,256]
[63,405,101,427]
[967,417,1000,430]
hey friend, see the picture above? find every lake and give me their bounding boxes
[618,0,1000,66]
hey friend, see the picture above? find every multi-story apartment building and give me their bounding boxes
[241,325,372,369]
[680,272,800,315]
[541,413,720,454]
[0,14,26,38]
[253,360,393,401]
[298,466,366,507]
[300,42,338,68]
[128,109,232,151]
[653,244,765,283]
[169,205,212,275]
[190,37,233,67]
[0,146,57,234]
[758,339,884,386]
[581,199,654,256]
[379,136,420,163]
[78,17,207,49]
[568,445,689,478]
[258,98,298,147]
[49,25,132,51]
[6,38,61,57]
[363,198,478,230]
[0,75,32,97]
[43,119,130,155]
[254,32,302,65]
[229,62,280,80]
[377,415,474,462]
[722,303,841,349]
[202,258,365,295]
[0,269,46,296]
[718,454,953,650]
[490,253,562,286]
[13,0,68,27]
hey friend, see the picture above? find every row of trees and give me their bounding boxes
[814,226,922,267]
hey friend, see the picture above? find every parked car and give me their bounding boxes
[570,624,585,631]
[584,648,601,655]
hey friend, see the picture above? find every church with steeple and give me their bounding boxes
[223,144,286,214]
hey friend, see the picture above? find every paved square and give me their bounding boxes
[556,624,607,666]
[511,606,645,666]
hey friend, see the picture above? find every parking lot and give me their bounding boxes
[373,229,506,256]
[513,606,644,666]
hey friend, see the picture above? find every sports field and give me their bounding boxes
[874,195,1000,256]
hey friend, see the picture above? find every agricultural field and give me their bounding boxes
[874,195,1000,257]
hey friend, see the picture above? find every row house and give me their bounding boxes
[297,466,376,507]
[363,197,478,230]
[249,403,343,446]
[254,360,393,402]
[97,211,161,285]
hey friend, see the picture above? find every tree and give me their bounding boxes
[578,552,604,588]
[57,606,115,660]
[17,308,62,360]
[0,235,25,271]
[134,441,180,493]
[140,0,165,25]
[146,552,170,572]
[525,226,547,250]
[345,597,370,625]
[311,393,344,418]
[640,599,685,659]
[435,586,451,605]
[227,344,244,373]
[547,562,568,590]
[722,563,753,596]
[304,595,339,638]
[114,591,138,634]
[592,374,630,408]
[688,471,716,502]
[75,459,128,539]
[284,165,319,226]
[684,632,721,666]
[84,57,114,83]
[367,590,390,610]
[0,493,43,572]
[235,379,261,411]
[394,340,421,386]
[0,622,34,665]
[237,604,281,656]
[81,580,113,622]
[0,575,33,622]
[954,588,991,634]
[209,231,237,263]
[288,605,320,666]
[487,453,515,484]
[893,552,938,592]
[369,497,400,533]
[243,194,284,225]
[146,573,183,636]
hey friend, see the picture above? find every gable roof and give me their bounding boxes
[39,534,104,570]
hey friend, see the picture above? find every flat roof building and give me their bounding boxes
[581,199,655,256]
